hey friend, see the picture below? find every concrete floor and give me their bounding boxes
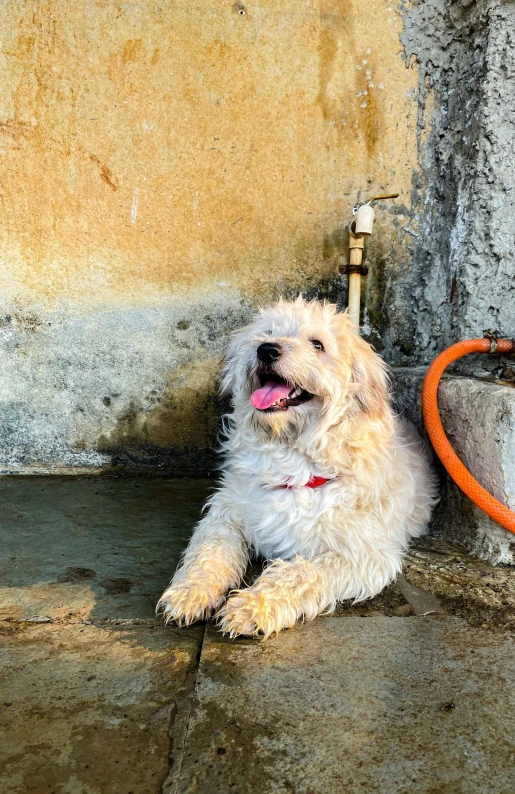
[1,479,515,794]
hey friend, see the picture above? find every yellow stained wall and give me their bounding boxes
[0,0,420,472]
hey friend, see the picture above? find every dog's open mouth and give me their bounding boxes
[250,375,314,412]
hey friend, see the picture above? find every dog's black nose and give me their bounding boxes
[257,343,282,363]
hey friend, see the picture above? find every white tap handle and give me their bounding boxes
[354,204,375,235]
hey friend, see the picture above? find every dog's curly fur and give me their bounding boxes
[157,297,438,637]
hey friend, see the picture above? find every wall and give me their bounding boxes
[381,0,515,373]
[1,0,513,474]
[394,367,515,565]
[0,0,421,473]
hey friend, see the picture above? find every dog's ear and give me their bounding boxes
[220,326,250,398]
[331,310,390,416]
[349,334,390,416]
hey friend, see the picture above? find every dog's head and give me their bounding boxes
[222,296,390,440]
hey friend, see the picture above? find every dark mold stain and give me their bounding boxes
[57,566,97,583]
[5,312,44,332]
[101,440,219,477]
[322,226,347,266]
[361,89,380,159]
[301,275,346,309]
[97,379,227,477]
[364,246,389,336]
[98,577,135,595]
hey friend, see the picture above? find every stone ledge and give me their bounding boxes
[392,367,515,565]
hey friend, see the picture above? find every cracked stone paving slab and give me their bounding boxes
[173,616,515,794]
[0,621,203,794]
[0,477,209,794]
[2,478,515,794]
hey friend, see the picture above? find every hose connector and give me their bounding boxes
[483,329,499,354]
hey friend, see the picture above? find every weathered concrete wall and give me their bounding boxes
[1,0,514,476]
[371,0,515,371]
[394,368,515,565]
[0,0,421,472]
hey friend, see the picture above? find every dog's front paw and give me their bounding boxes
[217,587,298,639]
[157,581,223,626]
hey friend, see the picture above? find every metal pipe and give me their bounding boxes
[341,193,399,332]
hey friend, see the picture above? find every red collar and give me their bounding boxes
[275,476,332,490]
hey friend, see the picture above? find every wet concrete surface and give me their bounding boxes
[404,538,515,631]
[0,478,209,794]
[1,622,202,794]
[175,618,515,794]
[1,478,515,793]
[0,477,211,622]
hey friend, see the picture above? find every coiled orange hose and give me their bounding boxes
[422,337,515,534]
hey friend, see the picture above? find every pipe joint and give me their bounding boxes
[339,264,369,276]
[483,329,500,354]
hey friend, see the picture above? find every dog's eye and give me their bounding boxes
[311,339,324,351]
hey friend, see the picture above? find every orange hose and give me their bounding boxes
[422,337,515,534]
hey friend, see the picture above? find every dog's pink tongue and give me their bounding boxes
[251,380,292,410]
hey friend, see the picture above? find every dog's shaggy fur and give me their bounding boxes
[158,297,438,637]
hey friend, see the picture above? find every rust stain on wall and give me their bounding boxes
[90,154,119,191]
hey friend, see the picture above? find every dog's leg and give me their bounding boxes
[157,496,248,626]
[218,550,400,638]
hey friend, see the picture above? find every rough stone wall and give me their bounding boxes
[0,0,421,473]
[394,367,515,565]
[373,0,515,565]
[372,0,515,372]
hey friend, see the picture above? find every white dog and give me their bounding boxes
[158,297,437,637]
